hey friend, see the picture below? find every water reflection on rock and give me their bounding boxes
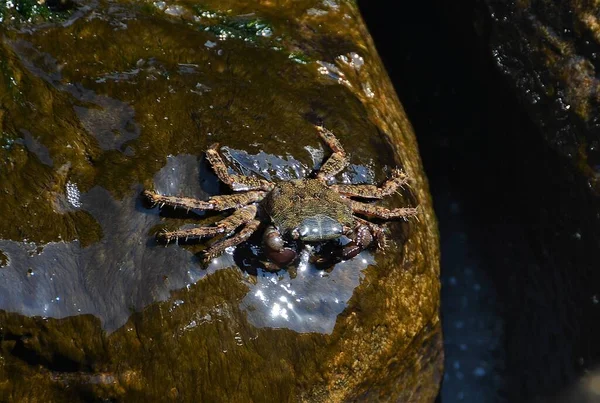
[0,153,373,334]
[0,185,202,332]
[206,244,373,334]
[0,155,211,332]
[223,146,309,181]
[223,145,376,184]
[238,251,374,334]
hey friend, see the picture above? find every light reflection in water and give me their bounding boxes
[200,244,375,334]
[0,155,209,332]
[0,153,376,334]
[231,246,373,334]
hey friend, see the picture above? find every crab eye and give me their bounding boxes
[263,226,285,251]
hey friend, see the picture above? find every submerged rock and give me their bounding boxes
[0,0,441,400]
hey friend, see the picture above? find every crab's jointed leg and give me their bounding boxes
[315,126,349,182]
[330,169,410,199]
[206,144,274,192]
[158,205,257,243]
[349,200,418,220]
[143,190,267,211]
[203,219,262,262]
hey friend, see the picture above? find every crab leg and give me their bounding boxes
[206,144,274,192]
[158,205,257,243]
[349,200,418,220]
[203,219,261,262]
[315,126,349,182]
[143,190,267,211]
[330,169,409,199]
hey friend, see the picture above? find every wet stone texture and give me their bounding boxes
[480,1,600,401]
[0,0,441,401]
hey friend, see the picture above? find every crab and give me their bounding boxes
[143,126,418,268]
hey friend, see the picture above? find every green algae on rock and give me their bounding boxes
[0,0,442,401]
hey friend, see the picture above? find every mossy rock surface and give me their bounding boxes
[0,0,441,401]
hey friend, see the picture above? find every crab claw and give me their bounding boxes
[340,224,373,260]
[263,225,297,266]
[265,247,297,266]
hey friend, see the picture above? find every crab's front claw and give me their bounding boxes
[263,225,297,266]
[340,225,373,261]
[265,247,297,267]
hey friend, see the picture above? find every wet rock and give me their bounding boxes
[484,0,600,189]
[0,0,73,24]
[0,0,441,401]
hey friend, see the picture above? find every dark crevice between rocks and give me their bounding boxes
[360,0,600,402]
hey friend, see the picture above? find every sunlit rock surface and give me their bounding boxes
[0,0,441,400]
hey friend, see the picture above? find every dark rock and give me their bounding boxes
[471,1,600,400]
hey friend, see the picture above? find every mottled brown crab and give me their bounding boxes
[143,126,417,267]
